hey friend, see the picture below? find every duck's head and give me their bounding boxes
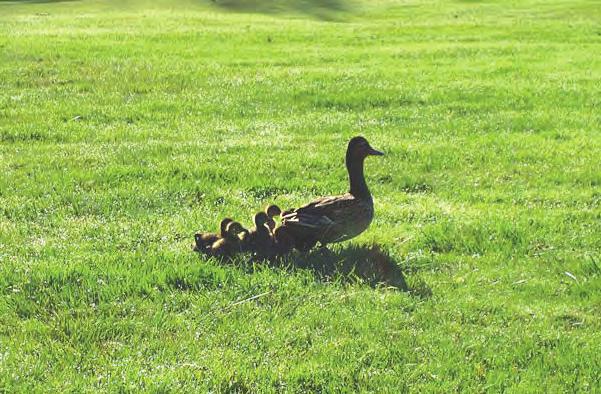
[264,205,281,231]
[265,204,282,218]
[193,233,203,251]
[254,212,270,229]
[220,218,234,234]
[226,221,245,237]
[347,136,384,161]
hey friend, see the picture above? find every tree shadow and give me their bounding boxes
[0,0,78,5]
[0,0,76,3]
[208,0,353,20]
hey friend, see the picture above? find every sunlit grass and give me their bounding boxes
[0,0,600,391]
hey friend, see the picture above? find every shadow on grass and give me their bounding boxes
[0,0,75,3]
[197,243,432,296]
[208,0,353,20]
[284,243,409,291]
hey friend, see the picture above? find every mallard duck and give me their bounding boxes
[193,217,233,253]
[209,221,248,257]
[244,212,274,258]
[281,136,384,251]
[264,204,282,234]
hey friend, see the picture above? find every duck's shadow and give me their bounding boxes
[286,244,410,291]
[202,243,432,296]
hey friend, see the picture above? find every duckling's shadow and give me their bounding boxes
[196,242,431,294]
[254,243,422,292]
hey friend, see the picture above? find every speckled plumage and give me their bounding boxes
[281,193,374,245]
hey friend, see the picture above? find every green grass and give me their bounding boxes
[1,0,600,391]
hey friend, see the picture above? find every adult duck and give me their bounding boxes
[281,136,384,250]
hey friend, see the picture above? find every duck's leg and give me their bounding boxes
[317,241,329,249]
[297,244,316,254]
[316,242,337,260]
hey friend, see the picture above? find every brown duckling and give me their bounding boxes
[264,204,282,234]
[209,221,248,258]
[281,136,384,251]
[245,212,274,258]
[273,225,295,256]
[194,217,233,253]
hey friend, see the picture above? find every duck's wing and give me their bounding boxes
[281,194,357,241]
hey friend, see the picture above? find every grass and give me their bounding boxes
[1,0,600,391]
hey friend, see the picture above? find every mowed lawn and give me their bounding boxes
[1,0,600,391]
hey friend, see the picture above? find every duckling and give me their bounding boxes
[264,204,282,234]
[246,212,274,259]
[269,211,315,252]
[209,221,247,258]
[266,204,282,218]
[273,225,295,256]
[194,218,233,253]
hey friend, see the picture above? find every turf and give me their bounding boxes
[1,0,600,391]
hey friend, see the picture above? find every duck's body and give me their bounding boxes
[245,212,275,258]
[210,222,247,258]
[281,136,383,250]
[194,218,233,253]
[273,226,295,256]
[282,193,374,245]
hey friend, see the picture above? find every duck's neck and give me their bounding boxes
[255,223,268,235]
[346,155,371,199]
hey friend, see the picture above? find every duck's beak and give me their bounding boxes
[367,146,384,156]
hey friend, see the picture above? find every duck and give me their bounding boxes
[280,136,384,251]
[193,217,233,253]
[264,204,282,235]
[244,211,275,258]
[272,225,295,256]
[209,221,248,258]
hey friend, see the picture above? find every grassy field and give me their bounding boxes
[1,0,600,391]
